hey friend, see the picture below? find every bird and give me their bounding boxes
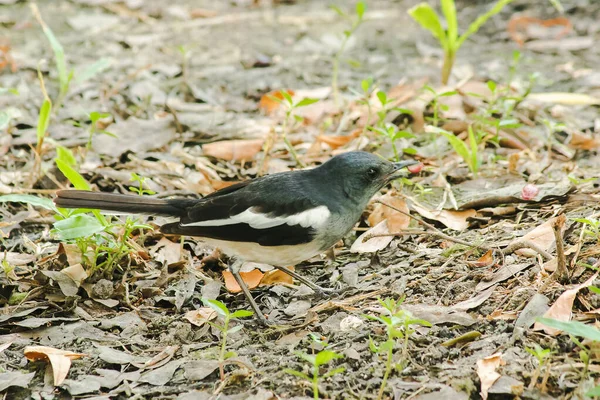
[54,151,418,324]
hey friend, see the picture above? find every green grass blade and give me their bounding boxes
[36,99,52,145]
[0,194,57,212]
[457,0,514,48]
[536,317,600,342]
[408,3,446,47]
[441,0,458,44]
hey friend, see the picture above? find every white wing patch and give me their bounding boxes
[181,205,331,230]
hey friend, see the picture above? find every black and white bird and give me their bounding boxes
[54,151,417,323]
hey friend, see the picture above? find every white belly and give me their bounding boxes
[203,238,324,267]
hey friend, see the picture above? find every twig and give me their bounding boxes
[502,240,553,261]
[551,214,569,283]
[374,200,490,250]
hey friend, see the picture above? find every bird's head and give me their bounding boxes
[318,151,418,204]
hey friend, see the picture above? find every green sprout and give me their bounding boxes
[202,299,254,381]
[284,335,345,400]
[330,1,366,107]
[129,173,156,196]
[525,344,553,390]
[370,124,415,162]
[433,125,480,177]
[270,92,319,167]
[408,0,513,84]
[364,297,431,400]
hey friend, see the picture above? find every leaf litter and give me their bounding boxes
[1,0,600,398]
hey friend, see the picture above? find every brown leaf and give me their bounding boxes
[203,139,264,162]
[350,220,393,254]
[222,269,264,293]
[467,249,495,268]
[24,346,86,386]
[258,89,295,114]
[317,131,360,150]
[61,264,88,287]
[534,272,599,335]
[260,268,294,286]
[189,8,218,18]
[369,194,410,232]
[567,131,600,150]
[185,308,217,327]
[410,202,476,231]
[513,216,563,257]
[476,352,505,400]
[151,237,181,266]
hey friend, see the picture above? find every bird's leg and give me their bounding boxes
[274,266,335,296]
[230,262,270,325]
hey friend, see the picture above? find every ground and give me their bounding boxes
[1,0,600,399]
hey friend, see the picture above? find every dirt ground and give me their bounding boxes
[1,0,600,399]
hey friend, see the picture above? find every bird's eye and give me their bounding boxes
[366,168,379,178]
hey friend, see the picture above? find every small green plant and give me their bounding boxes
[537,318,600,397]
[271,92,319,166]
[525,344,553,390]
[433,125,480,176]
[284,335,345,400]
[129,173,156,196]
[330,1,366,107]
[202,299,254,381]
[408,0,513,84]
[370,124,415,162]
[572,218,600,242]
[353,77,374,135]
[364,297,431,400]
[423,85,458,128]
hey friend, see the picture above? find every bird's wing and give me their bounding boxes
[160,175,331,246]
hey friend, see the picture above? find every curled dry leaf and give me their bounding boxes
[222,269,264,293]
[203,139,264,162]
[410,202,476,231]
[369,194,410,232]
[476,352,505,400]
[185,308,217,327]
[317,130,360,150]
[351,220,393,254]
[260,268,294,286]
[24,346,86,386]
[512,216,564,257]
[61,263,88,287]
[567,131,600,150]
[534,272,599,335]
[467,249,495,268]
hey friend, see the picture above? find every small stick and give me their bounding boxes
[502,240,553,261]
[551,214,569,283]
[374,200,489,250]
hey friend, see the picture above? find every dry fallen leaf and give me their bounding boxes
[24,346,86,386]
[317,131,360,150]
[61,263,88,287]
[185,308,217,327]
[258,89,295,114]
[513,216,563,257]
[223,269,264,293]
[410,202,476,231]
[203,139,264,162]
[151,237,182,265]
[567,131,600,150]
[369,194,411,232]
[534,272,599,335]
[467,249,495,268]
[351,220,393,254]
[260,268,294,286]
[476,352,505,400]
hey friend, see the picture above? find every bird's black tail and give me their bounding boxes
[54,190,196,217]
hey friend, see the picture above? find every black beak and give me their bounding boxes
[385,159,419,181]
[392,160,419,170]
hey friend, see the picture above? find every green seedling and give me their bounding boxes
[525,344,553,390]
[353,77,374,135]
[270,92,319,166]
[408,0,513,84]
[330,1,366,106]
[422,85,458,128]
[129,173,156,196]
[537,317,600,397]
[284,335,345,400]
[370,124,415,162]
[364,297,431,400]
[202,298,253,381]
[31,4,111,110]
[572,218,600,242]
[432,125,480,176]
